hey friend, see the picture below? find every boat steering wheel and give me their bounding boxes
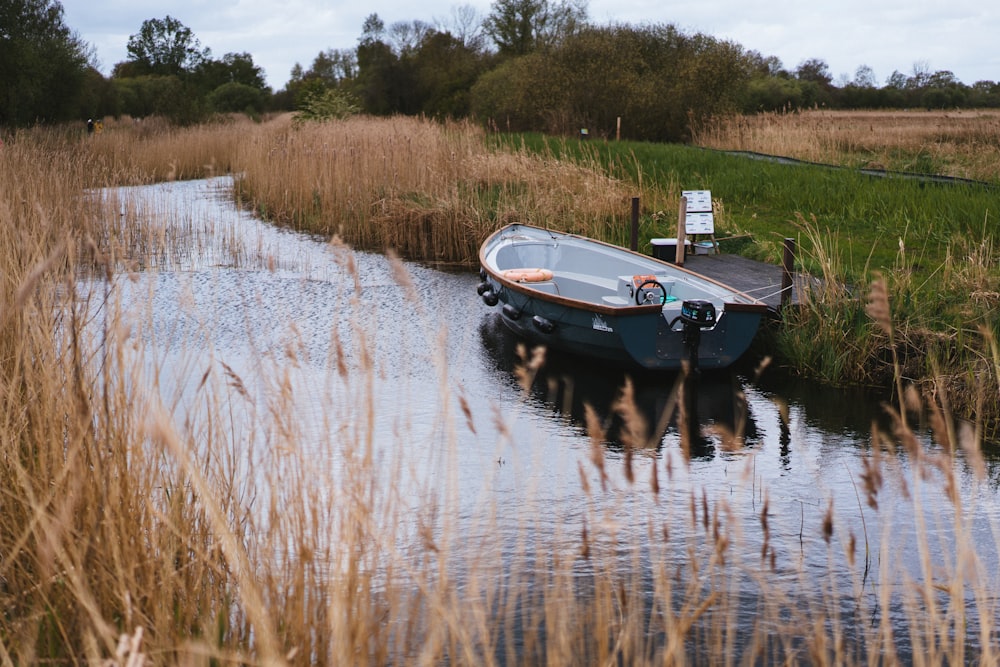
[635,279,667,305]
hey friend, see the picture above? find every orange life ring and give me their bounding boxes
[502,268,554,283]
[632,274,658,289]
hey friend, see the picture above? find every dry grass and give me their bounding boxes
[692,109,1000,183]
[0,128,256,664]
[2,117,999,664]
[232,115,638,267]
[17,114,255,186]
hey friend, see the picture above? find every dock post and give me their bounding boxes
[780,237,796,309]
[630,197,639,251]
[675,196,687,265]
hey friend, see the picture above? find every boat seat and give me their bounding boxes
[551,271,619,292]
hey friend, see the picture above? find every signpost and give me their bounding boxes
[659,190,718,266]
[681,190,718,253]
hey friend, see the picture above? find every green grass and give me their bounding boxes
[500,133,1000,283]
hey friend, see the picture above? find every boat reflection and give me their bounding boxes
[479,314,760,459]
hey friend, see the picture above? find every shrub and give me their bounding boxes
[293,88,360,123]
[208,81,266,115]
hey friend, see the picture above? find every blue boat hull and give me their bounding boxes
[496,287,764,371]
[478,224,768,372]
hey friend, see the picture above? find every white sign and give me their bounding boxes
[685,212,715,234]
[682,190,714,234]
[682,190,712,212]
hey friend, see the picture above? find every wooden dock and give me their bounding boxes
[680,253,797,311]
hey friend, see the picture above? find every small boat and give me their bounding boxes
[477,223,769,371]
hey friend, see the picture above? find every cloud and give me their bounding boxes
[61,0,1000,90]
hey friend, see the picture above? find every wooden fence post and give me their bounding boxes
[675,196,687,265]
[780,237,796,309]
[630,197,639,251]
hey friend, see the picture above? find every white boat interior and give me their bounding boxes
[483,228,758,317]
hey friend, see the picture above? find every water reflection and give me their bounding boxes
[480,311,762,459]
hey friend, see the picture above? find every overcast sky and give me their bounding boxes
[61,0,1000,91]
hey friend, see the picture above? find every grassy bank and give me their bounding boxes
[685,110,1000,411]
[1,116,999,663]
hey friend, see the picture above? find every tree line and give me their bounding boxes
[5,0,1000,141]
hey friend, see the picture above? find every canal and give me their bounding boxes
[91,176,1000,661]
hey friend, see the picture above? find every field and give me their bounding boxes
[692,108,1000,184]
[0,113,998,663]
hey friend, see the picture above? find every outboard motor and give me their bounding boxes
[678,299,717,369]
[680,299,716,328]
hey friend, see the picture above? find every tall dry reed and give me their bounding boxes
[232,116,638,267]
[16,114,254,186]
[0,129,153,662]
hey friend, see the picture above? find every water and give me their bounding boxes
[89,177,1000,660]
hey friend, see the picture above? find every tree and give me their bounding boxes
[885,70,908,89]
[482,0,588,57]
[745,51,785,77]
[304,49,357,87]
[77,65,120,119]
[471,23,751,141]
[355,13,401,114]
[284,48,357,110]
[112,74,205,123]
[795,58,832,87]
[968,81,1000,108]
[0,0,92,126]
[123,16,210,77]
[194,52,269,93]
[218,52,267,89]
[922,70,966,108]
[906,60,931,89]
[388,20,433,56]
[853,65,877,88]
[359,13,386,46]
[293,88,360,123]
[436,4,487,52]
[408,30,486,117]
[743,76,809,112]
[112,16,221,122]
[927,70,959,88]
[208,82,267,114]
